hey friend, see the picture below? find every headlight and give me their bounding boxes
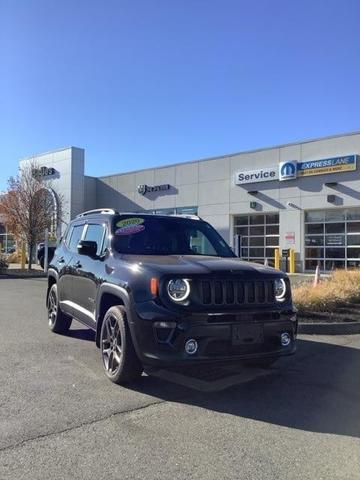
[167,278,190,302]
[274,278,287,301]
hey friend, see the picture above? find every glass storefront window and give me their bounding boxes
[306,223,324,234]
[305,236,324,246]
[266,225,279,235]
[265,213,278,224]
[250,214,264,225]
[347,247,360,258]
[347,235,360,246]
[249,237,264,247]
[325,260,345,270]
[325,209,345,222]
[250,225,264,236]
[305,211,325,222]
[347,260,360,268]
[306,247,324,258]
[305,259,324,270]
[346,208,360,220]
[305,208,360,270]
[234,226,248,236]
[347,222,360,233]
[325,223,345,234]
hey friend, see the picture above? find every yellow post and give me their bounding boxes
[21,242,26,270]
[274,248,280,270]
[289,248,296,274]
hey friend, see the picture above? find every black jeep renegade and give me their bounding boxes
[47,209,297,384]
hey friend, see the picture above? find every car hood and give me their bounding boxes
[119,254,282,277]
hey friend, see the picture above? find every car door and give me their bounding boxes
[58,223,86,317]
[69,222,107,327]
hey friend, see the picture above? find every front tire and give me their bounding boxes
[47,284,72,333]
[100,306,143,384]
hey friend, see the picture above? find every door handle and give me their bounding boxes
[74,261,82,269]
[58,256,65,264]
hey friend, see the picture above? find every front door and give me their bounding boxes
[69,223,106,327]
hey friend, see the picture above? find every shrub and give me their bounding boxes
[293,269,360,313]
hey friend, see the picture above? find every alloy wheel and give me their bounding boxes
[102,315,122,375]
[48,288,57,327]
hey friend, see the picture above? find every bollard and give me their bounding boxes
[313,264,321,287]
[289,249,295,274]
[274,248,280,270]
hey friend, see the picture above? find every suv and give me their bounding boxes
[47,209,297,384]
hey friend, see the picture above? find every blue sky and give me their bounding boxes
[1,0,360,190]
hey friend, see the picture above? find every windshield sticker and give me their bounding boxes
[115,218,145,236]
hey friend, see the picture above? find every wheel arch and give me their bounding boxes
[46,269,58,306]
[96,284,130,348]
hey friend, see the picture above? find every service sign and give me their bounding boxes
[235,167,278,185]
[297,155,357,177]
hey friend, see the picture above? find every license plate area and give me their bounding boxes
[232,324,264,345]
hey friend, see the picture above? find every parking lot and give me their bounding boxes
[0,278,359,479]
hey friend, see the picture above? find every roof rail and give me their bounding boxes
[76,208,119,218]
[169,214,201,220]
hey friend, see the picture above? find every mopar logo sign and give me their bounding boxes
[279,161,297,181]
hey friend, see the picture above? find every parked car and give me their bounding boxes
[46,209,297,384]
[37,242,56,269]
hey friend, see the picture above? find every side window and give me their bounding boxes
[84,224,105,256]
[68,225,84,252]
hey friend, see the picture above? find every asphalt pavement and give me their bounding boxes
[0,278,359,479]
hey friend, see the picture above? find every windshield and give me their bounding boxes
[112,215,235,257]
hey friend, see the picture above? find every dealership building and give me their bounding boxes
[12,131,360,272]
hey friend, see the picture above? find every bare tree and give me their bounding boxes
[0,161,64,269]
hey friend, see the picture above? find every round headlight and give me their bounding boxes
[274,278,286,301]
[167,279,190,302]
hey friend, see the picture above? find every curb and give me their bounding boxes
[298,321,360,335]
[0,273,46,279]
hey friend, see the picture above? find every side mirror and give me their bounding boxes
[77,240,97,257]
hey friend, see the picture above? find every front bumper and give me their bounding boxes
[128,302,297,367]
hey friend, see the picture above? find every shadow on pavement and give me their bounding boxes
[65,328,96,342]
[124,339,360,438]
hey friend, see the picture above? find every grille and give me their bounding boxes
[200,279,275,306]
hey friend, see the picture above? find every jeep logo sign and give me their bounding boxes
[137,184,170,195]
[235,167,278,185]
[32,166,57,179]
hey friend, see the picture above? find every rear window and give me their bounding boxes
[112,215,234,257]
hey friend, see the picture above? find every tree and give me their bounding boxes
[0,161,64,269]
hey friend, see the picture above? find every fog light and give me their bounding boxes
[281,332,291,347]
[184,338,198,355]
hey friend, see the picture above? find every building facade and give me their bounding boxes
[17,131,360,272]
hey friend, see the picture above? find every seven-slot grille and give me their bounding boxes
[200,279,275,305]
